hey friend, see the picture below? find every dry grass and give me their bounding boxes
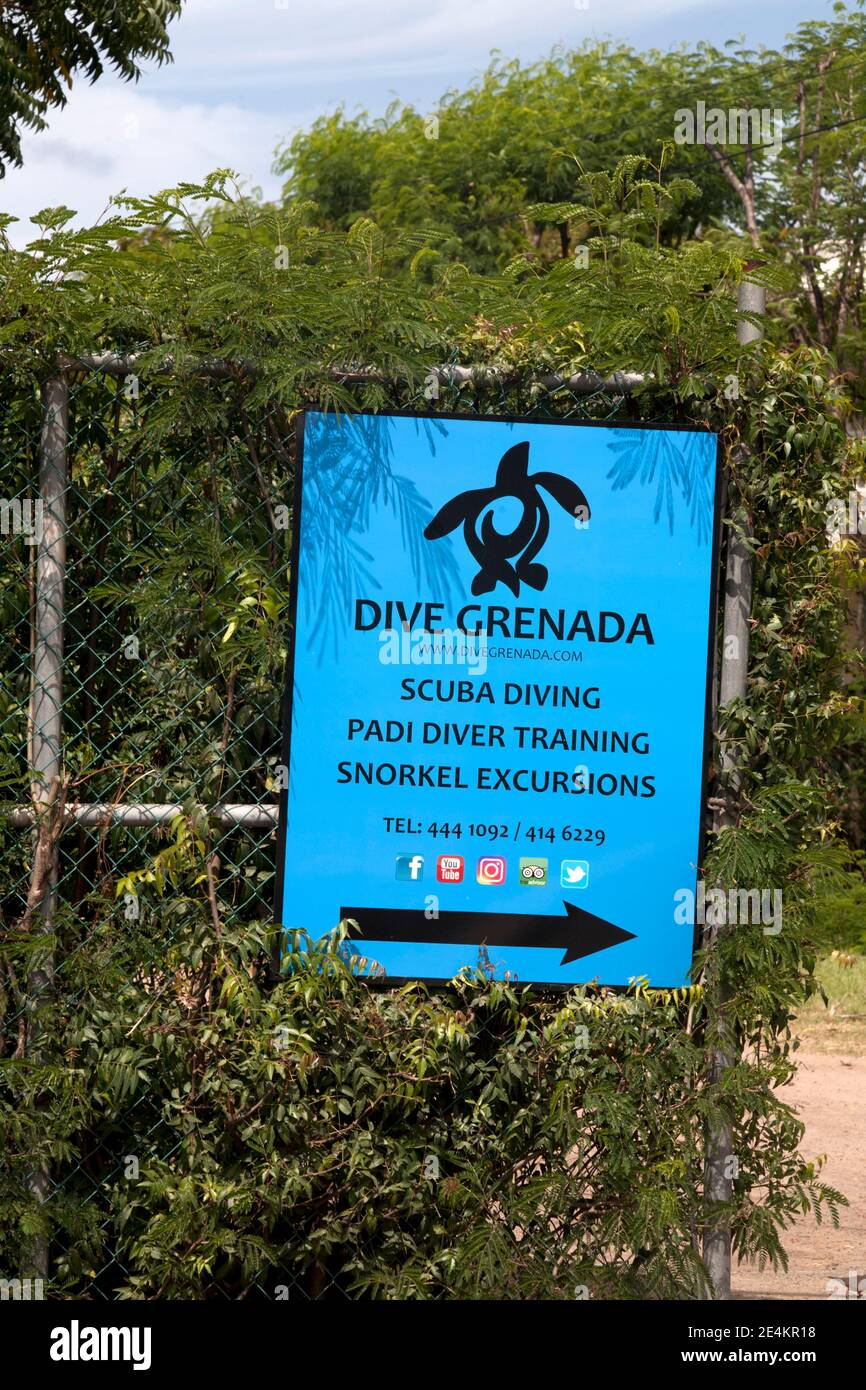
[795,953,866,1055]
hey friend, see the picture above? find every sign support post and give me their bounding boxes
[21,375,69,1286]
[701,277,764,1299]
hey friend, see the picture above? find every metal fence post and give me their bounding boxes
[701,279,763,1299]
[21,374,69,1282]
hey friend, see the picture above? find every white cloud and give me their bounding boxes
[0,81,287,244]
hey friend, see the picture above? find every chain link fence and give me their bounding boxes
[1,358,736,1300]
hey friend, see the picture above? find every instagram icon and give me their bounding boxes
[477,856,506,886]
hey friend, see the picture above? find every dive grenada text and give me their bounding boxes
[355,598,654,644]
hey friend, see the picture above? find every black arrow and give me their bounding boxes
[340,901,635,967]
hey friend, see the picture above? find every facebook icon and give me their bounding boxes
[395,854,424,882]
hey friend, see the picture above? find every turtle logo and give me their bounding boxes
[423,441,590,596]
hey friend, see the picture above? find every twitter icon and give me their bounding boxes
[560,859,589,890]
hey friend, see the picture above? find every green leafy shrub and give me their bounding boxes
[0,167,859,1297]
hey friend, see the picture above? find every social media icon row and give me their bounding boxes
[395,854,589,888]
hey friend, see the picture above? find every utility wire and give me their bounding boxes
[660,108,866,189]
[667,44,866,98]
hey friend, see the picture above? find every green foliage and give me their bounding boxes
[0,1,182,174]
[276,47,739,271]
[0,914,846,1300]
[0,166,860,1297]
[812,870,866,953]
[276,6,866,398]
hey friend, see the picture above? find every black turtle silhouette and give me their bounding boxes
[423,441,590,596]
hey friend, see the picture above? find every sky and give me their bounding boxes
[0,0,838,244]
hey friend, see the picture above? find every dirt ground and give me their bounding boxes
[732,1049,866,1300]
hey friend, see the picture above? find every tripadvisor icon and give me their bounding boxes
[424,440,590,596]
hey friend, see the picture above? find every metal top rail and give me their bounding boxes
[59,352,649,395]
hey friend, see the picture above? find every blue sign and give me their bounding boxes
[275,410,721,989]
